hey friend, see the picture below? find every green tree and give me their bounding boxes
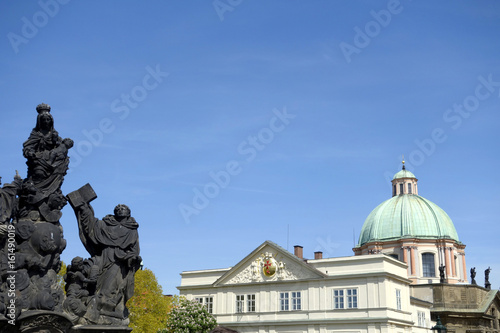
[127,268,171,333]
[160,297,217,333]
[57,261,67,294]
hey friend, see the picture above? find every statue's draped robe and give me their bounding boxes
[23,128,68,196]
[75,203,139,318]
[0,180,21,223]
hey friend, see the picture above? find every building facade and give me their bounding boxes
[178,163,499,333]
[179,241,432,333]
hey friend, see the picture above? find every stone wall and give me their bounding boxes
[411,284,500,333]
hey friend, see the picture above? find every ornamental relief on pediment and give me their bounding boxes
[226,251,315,284]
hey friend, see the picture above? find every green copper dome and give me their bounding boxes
[358,194,459,246]
[393,169,416,180]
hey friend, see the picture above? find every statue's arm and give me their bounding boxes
[75,202,99,238]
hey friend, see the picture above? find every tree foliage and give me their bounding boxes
[160,297,217,333]
[57,261,67,294]
[127,268,172,333]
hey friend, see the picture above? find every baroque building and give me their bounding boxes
[353,162,467,284]
[179,241,432,333]
[178,162,499,333]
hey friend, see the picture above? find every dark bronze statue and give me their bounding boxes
[67,184,141,325]
[470,267,476,285]
[439,264,446,283]
[0,104,70,322]
[485,267,491,290]
[0,104,138,332]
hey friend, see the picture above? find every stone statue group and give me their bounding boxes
[0,104,140,330]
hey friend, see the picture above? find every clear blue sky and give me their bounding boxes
[0,1,498,294]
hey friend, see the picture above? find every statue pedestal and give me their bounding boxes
[70,326,132,333]
[0,313,132,333]
[0,311,73,333]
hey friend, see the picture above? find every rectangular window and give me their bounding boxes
[346,289,357,308]
[205,297,213,314]
[408,183,412,194]
[291,292,301,310]
[400,183,404,194]
[393,185,396,196]
[334,289,345,309]
[195,296,213,313]
[280,292,302,311]
[280,292,289,311]
[422,253,436,277]
[396,289,402,310]
[236,295,244,313]
[247,294,255,312]
[418,311,426,327]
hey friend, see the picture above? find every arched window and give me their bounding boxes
[422,253,435,277]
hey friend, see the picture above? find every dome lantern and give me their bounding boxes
[391,157,418,196]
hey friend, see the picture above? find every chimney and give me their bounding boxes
[294,245,303,259]
[314,251,323,260]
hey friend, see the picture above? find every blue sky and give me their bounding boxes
[0,1,499,294]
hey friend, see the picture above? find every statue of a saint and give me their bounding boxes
[67,184,141,324]
[439,264,446,283]
[485,267,491,290]
[470,267,476,285]
[0,172,22,225]
[20,103,73,222]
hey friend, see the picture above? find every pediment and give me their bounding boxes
[214,241,325,286]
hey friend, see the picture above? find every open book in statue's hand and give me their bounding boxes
[66,183,97,208]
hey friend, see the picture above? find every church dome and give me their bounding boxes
[357,165,459,247]
[358,194,459,246]
[393,169,416,180]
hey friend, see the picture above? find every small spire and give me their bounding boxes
[402,155,406,170]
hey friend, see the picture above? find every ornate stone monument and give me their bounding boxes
[0,104,140,333]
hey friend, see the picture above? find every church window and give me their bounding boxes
[400,183,404,194]
[236,295,244,313]
[408,183,412,194]
[396,289,401,310]
[422,253,436,277]
[393,185,396,196]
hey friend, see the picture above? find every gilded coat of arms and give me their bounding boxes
[262,252,278,277]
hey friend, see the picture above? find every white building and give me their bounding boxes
[178,240,432,333]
